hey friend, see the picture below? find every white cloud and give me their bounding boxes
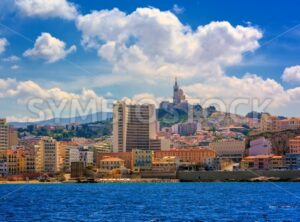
[2,55,20,62]
[172,4,185,14]
[0,78,17,92]
[76,7,262,80]
[15,0,78,20]
[183,74,292,114]
[0,78,109,122]
[282,65,300,83]
[11,65,20,70]
[23,32,76,63]
[0,38,8,54]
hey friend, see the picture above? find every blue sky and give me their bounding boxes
[0,0,300,121]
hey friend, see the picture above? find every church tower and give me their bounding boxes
[173,77,186,105]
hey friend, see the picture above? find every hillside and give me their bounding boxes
[248,129,300,155]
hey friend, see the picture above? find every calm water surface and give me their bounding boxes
[0,183,299,221]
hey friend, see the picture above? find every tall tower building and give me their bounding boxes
[113,101,157,152]
[173,78,186,105]
[42,137,59,173]
[8,128,18,148]
[0,119,9,151]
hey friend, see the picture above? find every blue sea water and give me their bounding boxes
[0,183,299,221]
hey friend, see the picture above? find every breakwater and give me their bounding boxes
[177,170,300,182]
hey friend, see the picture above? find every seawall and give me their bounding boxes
[177,170,300,182]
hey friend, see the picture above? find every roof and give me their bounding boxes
[100,157,124,162]
[243,155,282,160]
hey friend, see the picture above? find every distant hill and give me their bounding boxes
[9,112,113,128]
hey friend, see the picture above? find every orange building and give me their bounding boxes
[289,136,300,154]
[154,148,216,165]
[97,152,132,169]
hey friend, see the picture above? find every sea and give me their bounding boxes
[0,183,299,221]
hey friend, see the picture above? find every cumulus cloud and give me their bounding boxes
[23,32,76,63]
[0,78,17,92]
[0,78,109,122]
[0,38,8,54]
[15,0,78,20]
[282,65,300,83]
[2,55,20,62]
[183,74,291,113]
[76,7,262,79]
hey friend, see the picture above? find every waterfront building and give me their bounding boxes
[97,152,132,169]
[42,137,59,173]
[152,156,179,172]
[113,101,157,152]
[0,158,7,176]
[141,156,179,179]
[285,153,300,170]
[154,148,216,166]
[240,155,284,170]
[249,137,272,156]
[99,157,125,171]
[33,143,44,173]
[132,149,153,172]
[209,139,245,160]
[66,146,94,172]
[71,162,84,178]
[288,136,300,154]
[0,149,35,175]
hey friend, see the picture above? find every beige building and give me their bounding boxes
[132,149,153,172]
[209,140,245,160]
[8,127,18,148]
[0,149,35,175]
[42,137,59,173]
[260,113,300,132]
[113,101,157,152]
[33,143,44,173]
[152,156,179,172]
[99,157,125,171]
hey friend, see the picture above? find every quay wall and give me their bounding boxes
[177,170,300,182]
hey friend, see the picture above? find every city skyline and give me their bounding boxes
[0,0,300,122]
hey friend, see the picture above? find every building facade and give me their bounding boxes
[97,152,132,170]
[209,140,245,160]
[249,137,272,156]
[154,148,216,166]
[288,136,300,154]
[241,155,284,170]
[132,149,153,172]
[113,102,157,152]
[0,119,8,151]
[42,138,59,173]
[260,113,300,132]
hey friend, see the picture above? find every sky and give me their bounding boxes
[0,0,300,122]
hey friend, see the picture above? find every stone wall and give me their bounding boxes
[178,170,300,182]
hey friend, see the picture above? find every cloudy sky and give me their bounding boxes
[0,0,300,122]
